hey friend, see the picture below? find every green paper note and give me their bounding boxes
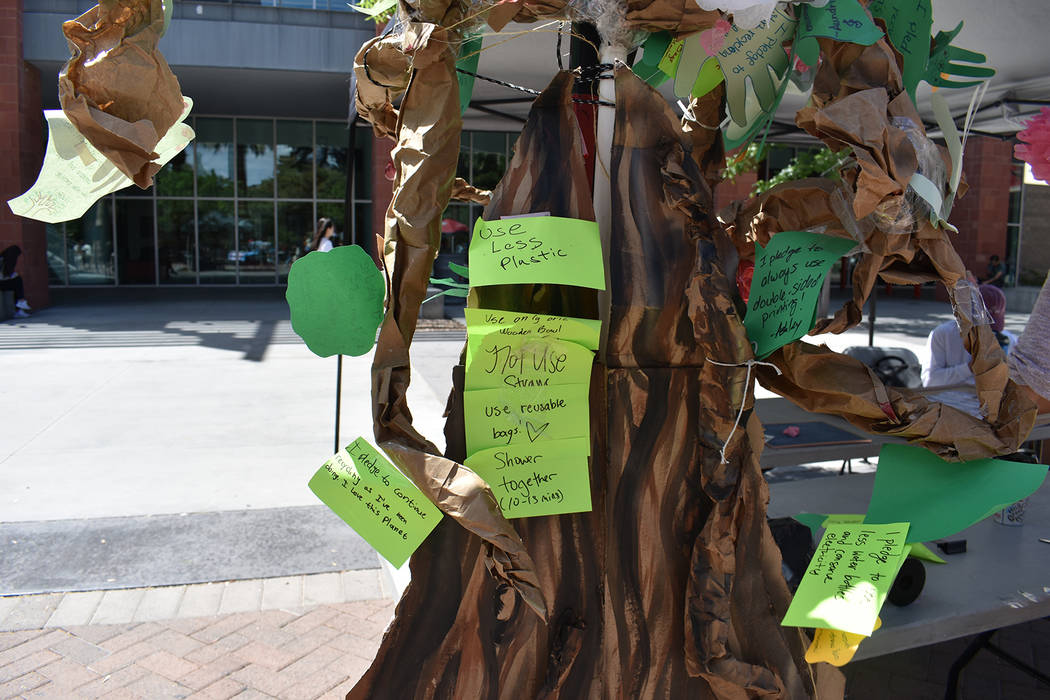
[716,11,797,127]
[463,308,600,351]
[782,522,910,636]
[867,0,933,100]
[864,444,1049,544]
[744,230,856,358]
[658,37,685,78]
[464,383,591,456]
[9,100,194,223]
[468,216,605,289]
[286,245,385,358]
[308,437,443,568]
[465,438,592,518]
[795,0,883,68]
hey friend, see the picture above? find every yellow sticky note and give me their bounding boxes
[465,326,596,391]
[463,308,600,351]
[805,618,882,666]
[467,216,605,289]
[782,522,909,636]
[465,437,592,518]
[308,437,442,568]
[463,383,591,457]
[8,98,194,223]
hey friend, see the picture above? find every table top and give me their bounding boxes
[768,473,1050,660]
[755,397,1050,469]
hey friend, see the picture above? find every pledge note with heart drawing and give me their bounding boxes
[462,308,597,518]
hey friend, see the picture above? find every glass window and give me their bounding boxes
[354,125,372,201]
[116,199,156,284]
[67,200,115,285]
[195,118,234,197]
[46,223,66,285]
[277,201,314,283]
[198,200,236,284]
[158,200,196,284]
[316,121,347,201]
[237,119,275,198]
[156,142,195,197]
[238,202,275,284]
[471,131,506,190]
[353,204,373,252]
[278,120,314,199]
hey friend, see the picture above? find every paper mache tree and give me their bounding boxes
[11,0,1048,698]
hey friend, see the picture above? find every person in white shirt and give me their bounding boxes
[923,284,1017,388]
[310,217,336,253]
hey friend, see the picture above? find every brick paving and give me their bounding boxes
[0,600,390,699]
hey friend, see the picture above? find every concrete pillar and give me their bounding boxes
[0,0,48,307]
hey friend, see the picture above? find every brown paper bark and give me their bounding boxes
[58,0,184,188]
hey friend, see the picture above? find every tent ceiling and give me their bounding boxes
[462,1,1049,138]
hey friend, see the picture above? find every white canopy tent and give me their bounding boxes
[457,0,1049,139]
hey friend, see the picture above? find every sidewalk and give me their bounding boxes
[0,290,1041,699]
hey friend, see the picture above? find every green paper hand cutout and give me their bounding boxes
[867,0,932,100]
[286,245,385,358]
[923,21,995,89]
[716,10,797,127]
[456,35,483,115]
[794,0,883,69]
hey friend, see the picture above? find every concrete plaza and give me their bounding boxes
[0,289,1044,698]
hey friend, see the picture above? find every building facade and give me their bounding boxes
[3,0,1043,307]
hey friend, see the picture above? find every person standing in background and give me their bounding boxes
[311,217,336,253]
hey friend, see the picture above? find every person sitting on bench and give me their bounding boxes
[0,245,31,318]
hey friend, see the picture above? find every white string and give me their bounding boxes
[706,357,783,464]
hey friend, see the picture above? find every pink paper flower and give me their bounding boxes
[1015,107,1050,182]
[699,19,733,57]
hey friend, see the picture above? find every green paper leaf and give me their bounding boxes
[464,438,593,518]
[867,0,933,101]
[782,522,910,636]
[286,245,385,357]
[349,0,397,18]
[744,230,857,358]
[468,216,605,290]
[456,35,483,116]
[448,261,470,279]
[308,437,442,568]
[795,0,884,68]
[908,542,946,565]
[633,31,674,86]
[863,444,1048,544]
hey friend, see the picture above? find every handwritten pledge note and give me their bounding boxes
[308,437,442,568]
[464,383,591,455]
[782,522,909,636]
[464,308,600,351]
[468,216,605,289]
[465,438,592,519]
[9,99,194,223]
[795,0,883,69]
[867,0,933,100]
[744,230,856,358]
[465,327,596,391]
[806,618,883,667]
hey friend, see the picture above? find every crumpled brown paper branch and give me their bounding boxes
[361,19,546,619]
[723,174,1035,457]
[59,0,184,188]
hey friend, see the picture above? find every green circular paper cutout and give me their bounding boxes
[286,245,385,357]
